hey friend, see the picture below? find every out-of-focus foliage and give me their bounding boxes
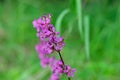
[0,0,120,80]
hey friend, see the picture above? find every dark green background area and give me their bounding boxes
[0,0,120,80]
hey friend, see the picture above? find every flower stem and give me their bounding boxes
[58,51,71,80]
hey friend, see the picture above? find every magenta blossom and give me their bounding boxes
[52,60,64,74]
[33,14,76,80]
[64,65,76,77]
[35,41,53,54]
[50,73,60,80]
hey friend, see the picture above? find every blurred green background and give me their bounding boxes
[0,0,120,80]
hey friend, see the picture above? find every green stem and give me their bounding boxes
[84,15,90,61]
[76,0,83,37]
[58,51,71,80]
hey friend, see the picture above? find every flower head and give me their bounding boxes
[50,73,60,80]
[36,41,53,55]
[33,14,76,80]
[54,37,65,51]
[52,60,64,74]
[64,65,76,77]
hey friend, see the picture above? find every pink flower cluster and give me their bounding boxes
[33,14,76,80]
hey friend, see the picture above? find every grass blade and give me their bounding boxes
[76,0,83,37]
[84,15,90,61]
[55,9,70,33]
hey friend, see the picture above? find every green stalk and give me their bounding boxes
[84,15,90,61]
[76,0,83,37]
[55,9,70,33]
[58,51,71,80]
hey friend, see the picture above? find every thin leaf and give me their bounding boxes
[55,9,70,33]
[76,0,83,37]
[84,15,90,61]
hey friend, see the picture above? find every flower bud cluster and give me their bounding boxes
[33,14,76,80]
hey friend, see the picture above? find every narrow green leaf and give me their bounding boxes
[76,0,83,37]
[55,9,70,33]
[84,15,90,61]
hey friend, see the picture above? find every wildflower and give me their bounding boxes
[35,42,53,54]
[50,73,60,80]
[64,65,76,77]
[33,14,76,80]
[52,60,64,74]
[54,37,65,51]
[40,57,50,68]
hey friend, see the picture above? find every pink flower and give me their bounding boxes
[37,14,51,25]
[41,57,57,68]
[33,14,76,79]
[49,73,60,80]
[52,60,64,74]
[40,57,49,68]
[32,20,39,28]
[64,65,76,77]
[49,57,57,67]
[35,42,53,54]
[33,14,65,52]
[54,37,65,51]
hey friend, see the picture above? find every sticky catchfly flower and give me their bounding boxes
[33,14,76,80]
